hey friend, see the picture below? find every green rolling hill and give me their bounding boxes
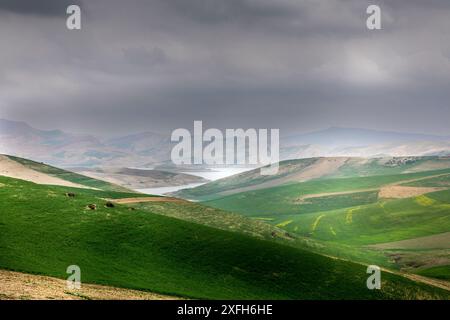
[203,168,450,216]
[201,168,450,282]
[175,156,450,201]
[1,173,449,299]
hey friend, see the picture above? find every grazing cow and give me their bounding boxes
[65,192,76,197]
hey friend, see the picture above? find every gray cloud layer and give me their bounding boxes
[0,0,82,16]
[1,0,450,136]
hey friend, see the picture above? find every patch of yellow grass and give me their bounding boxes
[276,220,293,228]
[435,204,450,210]
[345,206,360,224]
[329,226,336,236]
[415,195,436,207]
[311,215,325,232]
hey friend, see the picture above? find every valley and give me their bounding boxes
[3,0,450,304]
[0,154,449,300]
[178,156,450,284]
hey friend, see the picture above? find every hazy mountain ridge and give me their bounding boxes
[0,119,171,168]
[1,118,450,168]
[281,127,450,160]
[284,127,450,146]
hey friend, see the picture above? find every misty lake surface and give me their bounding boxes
[136,167,253,196]
[136,182,206,196]
[181,167,252,180]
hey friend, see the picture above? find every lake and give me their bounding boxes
[136,182,206,196]
[136,167,253,196]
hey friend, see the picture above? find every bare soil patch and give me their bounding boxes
[288,157,349,182]
[378,185,443,199]
[0,269,180,300]
[294,188,378,204]
[111,197,186,204]
[219,157,350,197]
[0,155,91,189]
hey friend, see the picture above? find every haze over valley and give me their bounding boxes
[2,118,450,170]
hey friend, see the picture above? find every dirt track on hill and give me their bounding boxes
[401,273,450,292]
[111,197,186,204]
[0,269,180,300]
[378,185,444,199]
[295,188,378,203]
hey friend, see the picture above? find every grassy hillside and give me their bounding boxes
[271,190,450,245]
[203,169,450,280]
[402,173,450,188]
[128,201,291,241]
[0,175,448,299]
[327,156,450,178]
[176,156,450,201]
[417,266,450,281]
[6,155,131,192]
[205,168,450,216]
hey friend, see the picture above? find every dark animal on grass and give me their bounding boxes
[65,192,76,197]
[105,201,115,208]
[87,204,97,210]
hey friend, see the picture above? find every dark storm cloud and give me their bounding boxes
[1,0,450,136]
[154,0,366,38]
[160,0,298,24]
[0,0,82,16]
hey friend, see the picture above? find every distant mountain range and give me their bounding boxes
[1,118,450,168]
[0,118,171,168]
[281,127,450,160]
[285,127,450,146]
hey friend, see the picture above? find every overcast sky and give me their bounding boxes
[1,0,450,137]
